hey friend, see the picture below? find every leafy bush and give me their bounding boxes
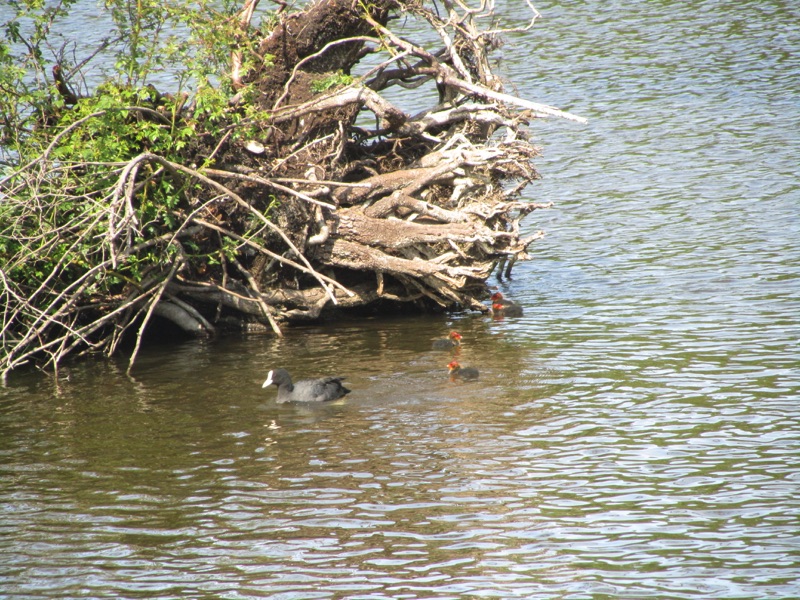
[0,0,277,374]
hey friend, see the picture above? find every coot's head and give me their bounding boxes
[449,331,462,341]
[492,302,505,311]
[262,368,291,388]
[447,360,460,371]
[490,292,504,302]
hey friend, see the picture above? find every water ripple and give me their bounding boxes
[2,0,800,598]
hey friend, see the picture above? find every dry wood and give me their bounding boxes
[1,0,585,377]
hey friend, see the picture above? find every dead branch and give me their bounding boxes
[1,0,584,376]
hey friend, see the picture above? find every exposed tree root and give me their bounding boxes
[0,0,585,377]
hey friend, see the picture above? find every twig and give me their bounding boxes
[272,36,382,110]
[131,153,350,302]
[126,245,186,375]
[203,168,337,209]
[191,217,348,295]
[363,10,587,123]
[231,257,283,337]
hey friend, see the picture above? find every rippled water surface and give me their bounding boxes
[2,0,799,598]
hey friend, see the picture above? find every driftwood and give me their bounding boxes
[0,0,584,377]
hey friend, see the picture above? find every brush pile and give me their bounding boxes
[0,0,584,375]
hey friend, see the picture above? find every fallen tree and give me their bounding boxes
[0,0,585,377]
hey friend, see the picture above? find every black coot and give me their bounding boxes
[262,368,350,402]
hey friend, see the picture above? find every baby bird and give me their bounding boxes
[490,292,523,317]
[432,330,462,349]
[447,360,479,381]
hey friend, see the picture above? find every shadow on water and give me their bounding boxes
[0,310,557,483]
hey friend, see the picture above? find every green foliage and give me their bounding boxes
[311,71,354,93]
[55,85,185,160]
[0,0,270,156]
[0,0,281,373]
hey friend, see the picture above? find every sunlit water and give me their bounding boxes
[2,0,799,598]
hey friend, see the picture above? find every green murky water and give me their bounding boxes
[1,1,799,597]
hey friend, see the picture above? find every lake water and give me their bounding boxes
[2,0,799,598]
